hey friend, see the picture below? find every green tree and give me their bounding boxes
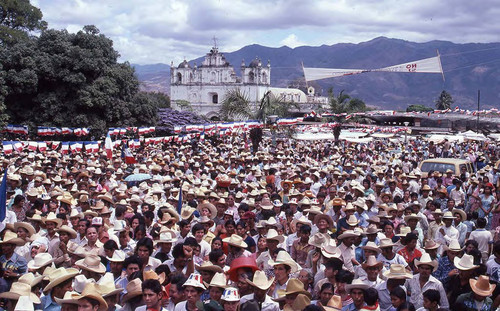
[435,90,453,110]
[1,25,153,133]
[256,90,298,122]
[0,0,47,45]
[176,100,193,112]
[130,91,170,126]
[0,61,8,127]
[328,87,369,114]
[406,104,433,112]
[219,88,252,121]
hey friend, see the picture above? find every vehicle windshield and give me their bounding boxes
[421,162,456,174]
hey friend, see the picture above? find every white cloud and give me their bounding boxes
[31,0,500,64]
[280,34,305,48]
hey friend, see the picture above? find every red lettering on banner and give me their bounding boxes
[406,63,417,72]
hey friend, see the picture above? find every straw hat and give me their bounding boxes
[54,291,80,305]
[470,275,496,297]
[42,212,62,227]
[14,296,34,311]
[378,238,395,248]
[69,209,83,219]
[121,278,143,303]
[18,273,43,287]
[207,272,227,289]
[452,208,467,221]
[180,207,196,220]
[346,215,360,226]
[382,264,413,279]
[221,287,240,302]
[196,261,224,274]
[155,231,178,245]
[424,239,440,250]
[361,241,381,254]
[268,251,299,273]
[321,240,341,258]
[445,240,464,252]
[321,295,343,311]
[362,255,383,270]
[71,283,108,311]
[144,270,166,285]
[14,222,36,237]
[75,255,106,274]
[314,213,334,227]
[56,225,77,239]
[337,230,360,240]
[183,273,206,290]
[454,254,479,271]
[0,282,41,304]
[283,293,310,311]
[274,278,311,300]
[415,252,438,272]
[442,211,455,220]
[265,229,285,243]
[27,253,54,270]
[106,250,126,263]
[97,192,113,204]
[345,279,370,292]
[308,232,328,248]
[0,231,25,246]
[73,275,94,293]
[245,270,274,291]
[96,273,123,297]
[198,201,217,220]
[222,234,248,248]
[396,226,411,237]
[364,225,380,235]
[404,214,420,223]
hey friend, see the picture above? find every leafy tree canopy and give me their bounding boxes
[0,0,47,45]
[0,24,167,133]
[435,90,454,110]
[406,104,433,112]
[328,87,369,114]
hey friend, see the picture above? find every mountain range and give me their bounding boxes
[132,37,500,110]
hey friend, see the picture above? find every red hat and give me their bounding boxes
[485,183,495,189]
[241,211,256,220]
[227,257,259,282]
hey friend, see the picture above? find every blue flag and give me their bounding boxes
[0,171,8,222]
[177,183,183,215]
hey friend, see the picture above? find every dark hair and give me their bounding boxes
[390,286,407,301]
[104,240,118,251]
[397,302,416,311]
[81,297,101,308]
[423,289,440,303]
[191,223,205,235]
[493,240,500,255]
[299,224,312,235]
[364,288,378,306]
[14,194,25,205]
[123,255,143,270]
[136,237,154,255]
[169,273,188,292]
[178,220,190,229]
[115,205,126,218]
[303,306,324,311]
[142,279,162,294]
[236,221,247,229]
[172,243,186,259]
[143,211,154,220]
[184,237,200,249]
[465,239,478,250]
[208,249,224,264]
[324,258,343,271]
[134,225,147,238]
[320,282,334,293]
[382,220,394,228]
[225,220,236,227]
[477,217,487,228]
[130,214,145,226]
[335,269,354,283]
[54,278,73,290]
[404,233,418,244]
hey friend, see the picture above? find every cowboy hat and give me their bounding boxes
[470,275,496,297]
[121,278,143,303]
[404,214,420,223]
[268,251,299,273]
[76,255,106,274]
[54,291,80,305]
[345,279,370,292]
[43,267,79,292]
[15,295,35,311]
[321,295,343,311]
[56,225,77,239]
[154,231,178,245]
[180,207,196,220]
[424,239,440,250]
[265,229,285,243]
[0,231,25,246]
[382,264,413,279]
[321,240,341,258]
[346,215,359,227]
[18,273,43,288]
[454,254,479,271]
[415,252,438,272]
[245,270,274,291]
[361,241,381,254]
[362,255,383,270]
[308,233,328,248]
[274,278,312,302]
[314,213,334,227]
[445,240,464,252]
[452,208,467,221]
[71,283,108,311]
[198,201,217,220]
[96,273,124,297]
[42,212,62,227]
[206,272,227,289]
[97,192,113,204]
[221,287,240,302]
[0,282,41,304]
[222,234,248,248]
[196,261,224,274]
[337,230,360,240]
[14,222,36,237]
[442,211,455,220]
[378,238,395,248]
[27,253,54,270]
[283,293,310,311]
[106,250,126,263]
[144,270,166,285]
[364,225,380,235]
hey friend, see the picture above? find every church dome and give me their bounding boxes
[178,60,191,68]
[248,58,261,68]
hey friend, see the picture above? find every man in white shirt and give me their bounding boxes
[405,253,448,310]
[240,270,280,311]
[468,217,493,263]
[434,211,459,255]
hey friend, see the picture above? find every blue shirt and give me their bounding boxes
[432,255,454,288]
[41,293,61,311]
[0,252,27,275]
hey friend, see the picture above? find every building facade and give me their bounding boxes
[170,45,312,120]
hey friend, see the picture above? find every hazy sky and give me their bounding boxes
[32,0,500,64]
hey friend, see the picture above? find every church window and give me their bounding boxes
[177,72,182,84]
[212,93,218,104]
[249,72,255,83]
[262,72,267,84]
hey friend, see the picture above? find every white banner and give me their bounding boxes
[303,54,443,81]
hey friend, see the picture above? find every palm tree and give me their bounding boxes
[256,91,299,122]
[435,90,453,110]
[219,88,252,121]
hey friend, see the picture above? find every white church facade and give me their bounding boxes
[170,45,318,120]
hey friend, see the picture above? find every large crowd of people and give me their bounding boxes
[0,133,499,311]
